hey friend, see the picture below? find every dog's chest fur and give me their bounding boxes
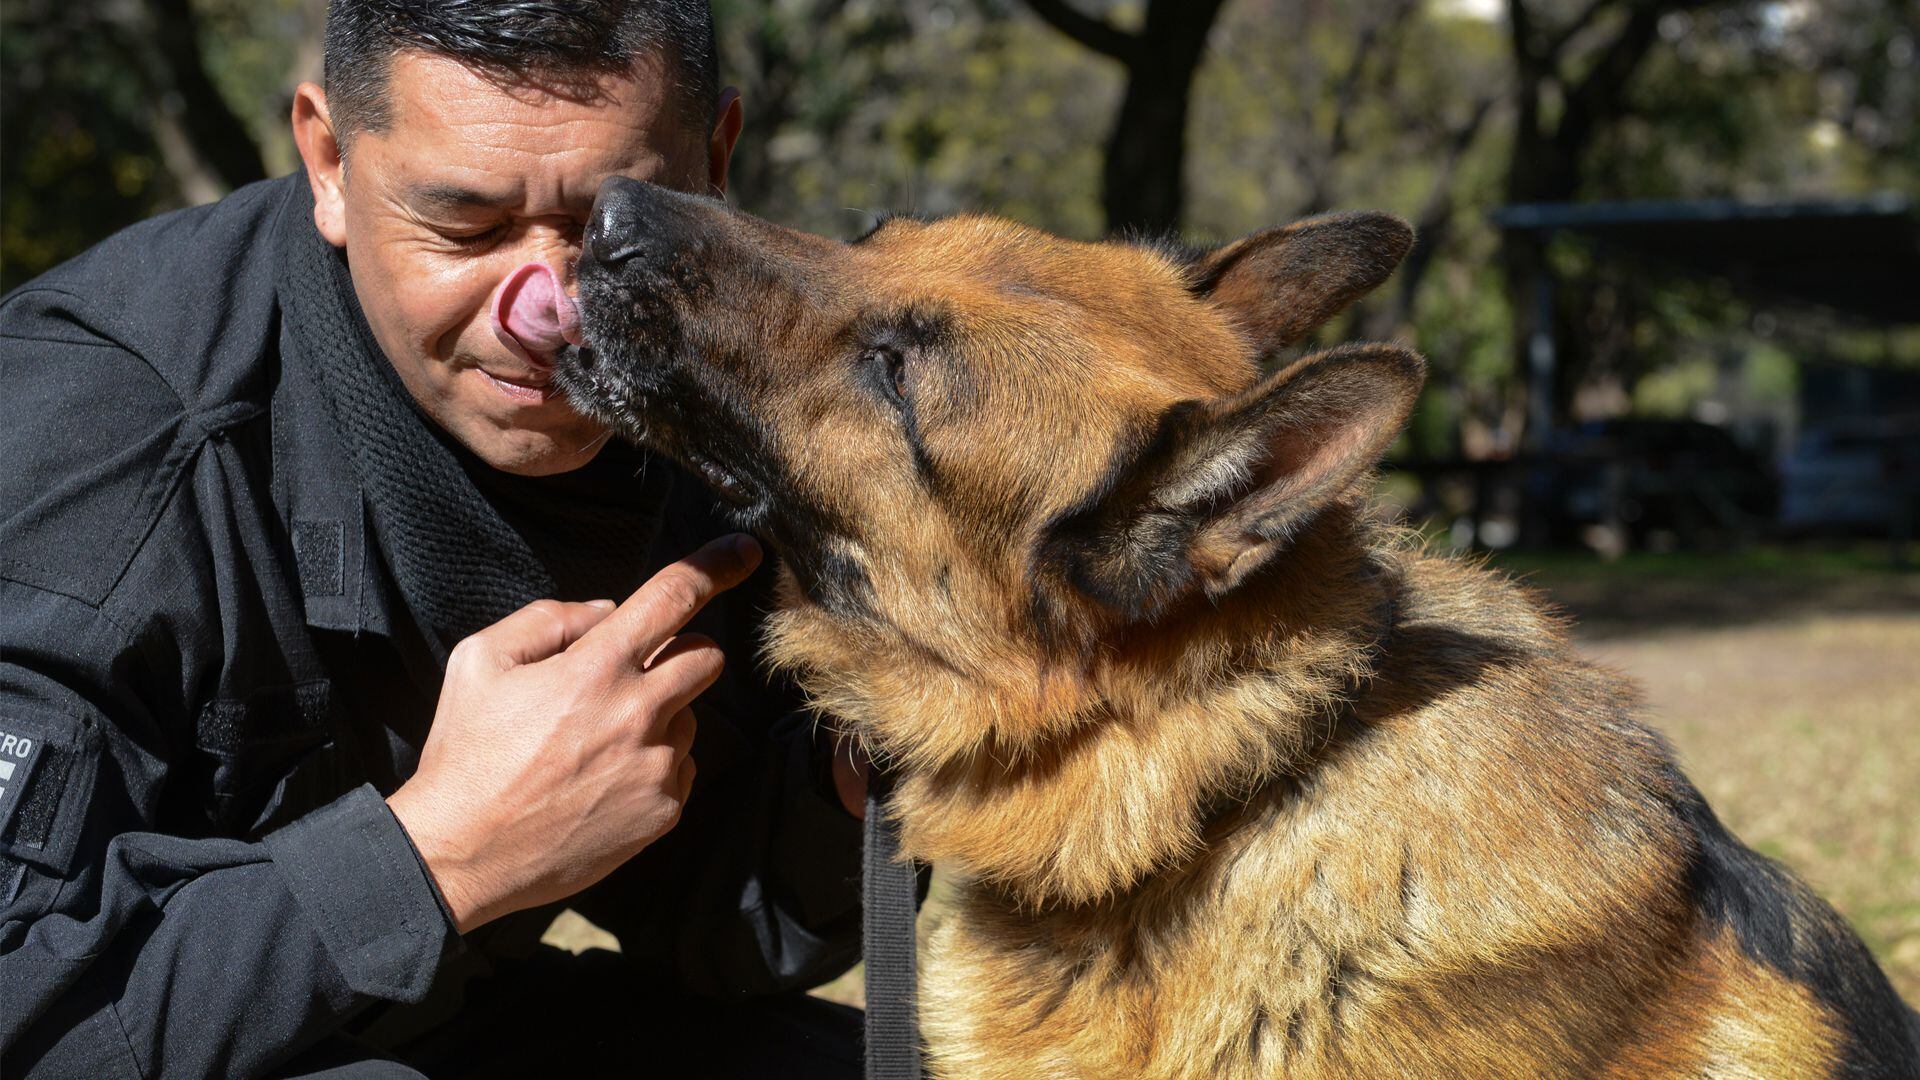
[910,557,1849,1079]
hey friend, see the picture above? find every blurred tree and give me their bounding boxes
[4,0,176,290]
[2,0,313,290]
[1503,0,1920,444]
[4,0,1910,447]
[1024,0,1230,234]
[1501,0,1735,442]
[1186,0,1514,457]
[110,0,270,202]
[1504,0,1721,211]
[1207,0,1506,337]
[713,0,879,218]
[1813,0,1919,186]
[711,0,1112,239]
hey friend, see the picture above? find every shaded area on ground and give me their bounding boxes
[1491,547,1920,639]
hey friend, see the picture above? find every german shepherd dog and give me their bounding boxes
[559,178,1920,1078]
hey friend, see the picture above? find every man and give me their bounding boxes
[0,3,869,1076]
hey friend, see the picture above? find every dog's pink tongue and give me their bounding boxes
[492,262,583,360]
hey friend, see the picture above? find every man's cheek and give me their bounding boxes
[393,277,491,362]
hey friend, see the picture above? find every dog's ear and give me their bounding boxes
[1046,344,1425,621]
[1193,212,1413,353]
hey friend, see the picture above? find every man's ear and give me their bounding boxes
[1194,211,1413,355]
[291,82,348,247]
[1046,344,1426,621]
[707,87,744,197]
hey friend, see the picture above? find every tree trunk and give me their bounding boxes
[1103,63,1190,235]
[146,0,267,191]
[1100,0,1225,235]
[1027,0,1229,236]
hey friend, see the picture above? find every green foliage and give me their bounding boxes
[1190,0,1509,237]
[4,0,1913,426]
[1,0,314,291]
[2,1,176,290]
[193,0,325,175]
[713,0,1112,238]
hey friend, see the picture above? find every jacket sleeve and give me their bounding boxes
[0,296,459,1077]
[569,479,867,997]
[0,588,459,1079]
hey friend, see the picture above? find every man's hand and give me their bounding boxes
[387,533,762,933]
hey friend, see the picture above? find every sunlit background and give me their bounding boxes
[5,0,1915,1001]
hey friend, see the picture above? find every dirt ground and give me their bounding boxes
[552,551,1920,1009]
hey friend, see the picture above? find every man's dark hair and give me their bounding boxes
[323,1,719,143]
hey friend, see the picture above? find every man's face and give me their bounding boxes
[295,50,736,476]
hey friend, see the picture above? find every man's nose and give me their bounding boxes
[513,219,583,292]
[585,176,686,267]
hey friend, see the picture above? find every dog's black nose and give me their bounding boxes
[586,176,667,266]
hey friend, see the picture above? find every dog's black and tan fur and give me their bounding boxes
[560,178,1920,1078]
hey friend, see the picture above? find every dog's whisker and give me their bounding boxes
[567,426,616,458]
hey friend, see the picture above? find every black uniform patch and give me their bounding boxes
[0,724,43,830]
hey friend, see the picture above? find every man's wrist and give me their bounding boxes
[386,784,492,933]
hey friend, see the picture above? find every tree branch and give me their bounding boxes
[1370,89,1507,336]
[1025,0,1140,64]
[1553,3,1669,160]
[1540,0,1618,67]
[99,0,267,200]
[1427,91,1505,219]
[1506,0,1539,67]
[1305,0,1420,214]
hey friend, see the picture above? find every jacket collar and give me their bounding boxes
[265,178,392,638]
[271,314,394,637]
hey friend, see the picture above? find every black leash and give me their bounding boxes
[862,770,921,1079]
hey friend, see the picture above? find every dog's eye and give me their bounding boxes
[869,346,909,405]
[889,354,910,400]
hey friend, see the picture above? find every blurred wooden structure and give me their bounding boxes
[1446,194,1920,553]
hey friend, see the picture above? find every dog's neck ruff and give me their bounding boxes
[875,528,1396,910]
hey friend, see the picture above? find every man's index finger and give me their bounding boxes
[576,533,762,665]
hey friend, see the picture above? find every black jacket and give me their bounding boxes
[0,175,863,1078]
